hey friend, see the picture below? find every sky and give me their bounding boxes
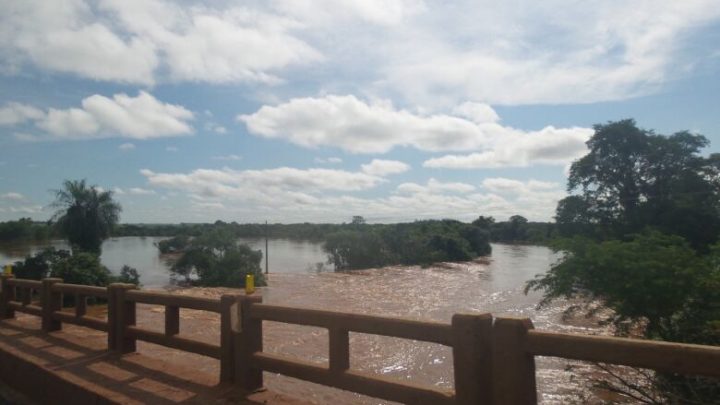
[0,0,719,224]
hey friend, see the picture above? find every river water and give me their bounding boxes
[1,238,606,403]
[0,237,332,286]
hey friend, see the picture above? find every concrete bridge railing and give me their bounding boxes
[1,274,720,404]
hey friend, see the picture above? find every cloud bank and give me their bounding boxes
[1,92,194,140]
[2,1,717,104]
[240,95,592,167]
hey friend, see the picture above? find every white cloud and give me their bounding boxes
[397,178,475,194]
[127,187,155,195]
[376,1,720,105]
[314,157,343,164]
[1,1,717,106]
[6,91,194,141]
[271,0,424,26]
[165,146,179,152]
[142,167,385,196]
[0,1,158,84]
[0,192,24,200]
[240,95,592,167]
[212,154,242,161]
[140,166,564,222]
[361,159,410,176]
[240,95,480,154]
[422,126,591,169]
[452,102,499,124]
[0,0,321,85]
[118,142,136,151]
[192,201,225,210]
[7,205,43,214]
[0,103,45,126]
[482,178,561,195]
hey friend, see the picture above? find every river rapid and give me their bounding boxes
[134,243,606,404]
[2,238,608,403]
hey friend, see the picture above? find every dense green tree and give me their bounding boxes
[561,119,720,250]
[325,229,389,270]
[526,232,709,335]
[51,252,112,286]
[532,119,720,403]
[554,196,598,238]
[118,265,141,285]
[526,232,720,403]
[156,235,190,254]
[324,219,491,269]
[471,216,495,229]
[169,229,265,287]
[51,180,122,253]
[13,248,70,280]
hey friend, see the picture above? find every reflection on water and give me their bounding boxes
[0,237,333,287]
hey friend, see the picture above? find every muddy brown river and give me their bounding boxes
[125,243,608,404]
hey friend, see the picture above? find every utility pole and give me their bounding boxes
[265,220,269,274]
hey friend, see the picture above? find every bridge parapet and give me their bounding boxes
[1,276,719,405]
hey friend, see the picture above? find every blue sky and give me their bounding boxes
[1,0,719,223]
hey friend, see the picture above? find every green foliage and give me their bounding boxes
[0,218,54,241]
[526,232,711,335]
[12,248,140,288]
[50,252,112,286]
[471,216,495,229]
[471,214,556,244]
[170,230,265,288]
[51,179,122,253]
[197,245,264,287]
[324,230,389,270]
[560,119,720,250]
[530,119,720,403]
[115,221,346,241]
[527,232,720,403]
[324,219,491,270]
[156,235,190,254]
[117,265,141,285]
[12,248,70,280]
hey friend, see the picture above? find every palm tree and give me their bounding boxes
[51,180,121,253]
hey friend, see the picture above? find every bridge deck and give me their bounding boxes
[0,315,307,405]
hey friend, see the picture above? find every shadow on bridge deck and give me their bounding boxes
[0,315,307,405]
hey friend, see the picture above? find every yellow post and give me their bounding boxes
[3,265,11,275]
[245,274,255,295]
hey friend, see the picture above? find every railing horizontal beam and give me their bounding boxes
[526,330,720,378]
[125,290,221,313]
[126,326,221,359]
[250,304,453,346]
[252,352,455,405]
[52,283,108,299]
[5,279,42,289]
[51,311,108,332]
[7,302,42,317]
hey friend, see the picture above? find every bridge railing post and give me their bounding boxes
[220,294,239,384]
[0,274,15,320]
[452,313,493,405]
[234,294,263,391]
[108,283,137,353]
[41,278,63,332]
[491,317,537,405]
